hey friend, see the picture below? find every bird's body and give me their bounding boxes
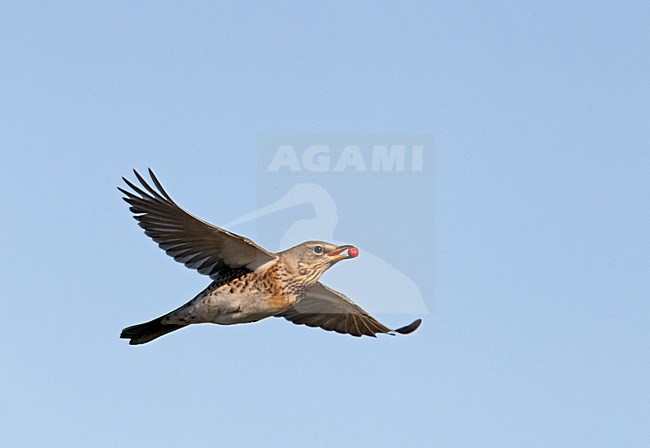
[165,262,305,326]
[168,270,273,326]
[119,169,421,345]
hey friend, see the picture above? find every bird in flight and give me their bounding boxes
[119,169,422,345]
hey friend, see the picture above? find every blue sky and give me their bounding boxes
[1,2,649,447]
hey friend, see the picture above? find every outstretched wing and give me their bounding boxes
[277,282,422,337]
[119,169,276,279]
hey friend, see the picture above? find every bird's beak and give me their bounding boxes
[326,245,359,261]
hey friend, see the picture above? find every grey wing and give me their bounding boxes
[119,169,277,279]
[277,282,422,337]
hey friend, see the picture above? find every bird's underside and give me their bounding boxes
[119,169,422,345]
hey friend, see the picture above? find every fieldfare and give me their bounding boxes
[119,169,422,345]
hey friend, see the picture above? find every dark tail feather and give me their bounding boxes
[120,316,187,345]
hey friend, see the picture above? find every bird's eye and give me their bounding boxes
[313,245,324,255]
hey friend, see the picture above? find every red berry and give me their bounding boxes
[348,246,359,258]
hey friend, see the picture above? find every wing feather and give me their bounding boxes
[119,169,276,279]
[277,282,422,338]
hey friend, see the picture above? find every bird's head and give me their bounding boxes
[278,241,359,286]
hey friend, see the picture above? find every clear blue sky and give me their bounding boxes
[1,2,649,447]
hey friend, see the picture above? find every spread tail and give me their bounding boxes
[120,316,187,345]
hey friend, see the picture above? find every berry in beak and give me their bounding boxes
[327,245,359,260]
